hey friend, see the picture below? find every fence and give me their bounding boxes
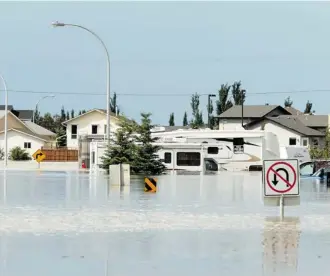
[40,147,78,162]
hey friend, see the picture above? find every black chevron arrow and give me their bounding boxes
[272,168,289,186]
[36,153,43,159]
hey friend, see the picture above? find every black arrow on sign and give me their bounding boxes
[272,168,289,186]
[36,153,43,159]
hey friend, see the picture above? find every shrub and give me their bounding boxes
[9,146,32,161]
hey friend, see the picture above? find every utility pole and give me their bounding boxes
[241,89,246,128]
[208,94,216,129]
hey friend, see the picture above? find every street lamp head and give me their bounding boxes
[51,21,65,27]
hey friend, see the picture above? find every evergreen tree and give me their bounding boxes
[169,112,175,126]
[110,92,120,114]
[100,118,137,170]
[284,96,293,107]
[66,111,70,120]
[133,113,166,175]
[78,110,82,116]
[71,109,75,119]
[55,126,67,147]
[190,93,204,128]
[60,106,66,122]
[183,111,188,126]
[304,100,314,114]
[34,107,41,125]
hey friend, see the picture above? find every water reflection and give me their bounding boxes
[262,217,300,276]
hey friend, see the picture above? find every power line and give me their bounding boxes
[0,88,329,96]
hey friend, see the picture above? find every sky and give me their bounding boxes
[1,1,330,125]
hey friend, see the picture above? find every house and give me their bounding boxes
[0,110,56,156]
[216,105,292,130]
[244,116,325,147]
[62,108,122,148]
[0,105,34,121]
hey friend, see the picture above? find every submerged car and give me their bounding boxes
[300,160,330,177]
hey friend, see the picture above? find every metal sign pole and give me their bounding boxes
[279,194,284,220]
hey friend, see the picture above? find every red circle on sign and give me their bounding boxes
[266,161,297,193]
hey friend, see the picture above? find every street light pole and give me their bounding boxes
[0,74,8,168]
[33,95,55,123]
[51,21,111,146]
[207,94,216,129]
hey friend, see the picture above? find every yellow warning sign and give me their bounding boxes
[32,149,46,163]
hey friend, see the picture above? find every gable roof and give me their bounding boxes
[23,121,56,136]
[15,110,34,120]
[296,114,328,128]
[284,106,303,116]
[62,108,120,125]
[217,105,291,118]
[245,116,324,137]
[0,128,49,142]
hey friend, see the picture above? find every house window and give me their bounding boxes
[207,147,219,154]
[164,152,172,164]
[71,125,77,139]
[24,142,31,149]
[177,152,201,166]
[289,138,297,146]
[92,125,98,134]
[302,138,308,147]
[312,138,319,146]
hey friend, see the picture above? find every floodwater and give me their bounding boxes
[0,170,329,276]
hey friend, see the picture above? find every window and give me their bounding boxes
[289,138,297,145]
[300,163,314,176]
[71,125,77,139]
[24,142,31,149]
[302,138,308,147]
[207,147,219,154]
[164,152,172,164]
[312,138,319,146]
[92,125,98,134]
[233,137,244,153]
[177,152,201,166]
[205,159,218,171]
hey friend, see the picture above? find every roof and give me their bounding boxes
[15,110,33,120]
[296,114,328,127]
[0,105,13,111]
[245,116,324,137]
[285,106,303,115]
[23,121,56,136]
[217,105,291,118]
[62,108,120,125]
[0,128,49,142]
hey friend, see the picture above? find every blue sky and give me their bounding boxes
[1,1,330,125]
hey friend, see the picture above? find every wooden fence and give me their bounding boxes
[40,147,78,162]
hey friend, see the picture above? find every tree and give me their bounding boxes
[207,98,214,129]
[310,127,330,159]
[169,113,175,126]
[60,106,66,122]
[55,126,67,147]
[9,146,31,160]
[183,111,188,126]
[110,92,120,114]
[34,107,41,125]
[304,100,313,114]
[71,109,75,119]
[133,113,166,175]
[190,93,204,128]
[216,84,233,116]
[231,81,246,105]
[66,111,70,120]
[39,112,55,132]
[78,110,82,116]
[100,118,137,170]
[284,96,293,107]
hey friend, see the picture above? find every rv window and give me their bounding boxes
[177,152,201,166]
[164,152,172,164]
[233,138,244,146]
[207,147,219,154]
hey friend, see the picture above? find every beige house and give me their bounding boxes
[62,109,122,149]
[0,111,56,156]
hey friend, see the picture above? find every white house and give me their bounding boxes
[244,116,325,147]
[62,109,122,149]
[0,110,56,156]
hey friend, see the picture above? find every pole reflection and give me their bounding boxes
[262,216,301,275]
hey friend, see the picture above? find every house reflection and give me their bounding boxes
[262,216,301,275]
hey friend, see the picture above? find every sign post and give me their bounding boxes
[263,159,300,219]
[32,149,46,169]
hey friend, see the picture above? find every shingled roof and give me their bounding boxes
[217,105,291,118]
[245,116,324,137]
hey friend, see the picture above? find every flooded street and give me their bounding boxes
[0,171,329,275]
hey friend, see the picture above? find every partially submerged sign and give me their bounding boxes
[262,159,300,212]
